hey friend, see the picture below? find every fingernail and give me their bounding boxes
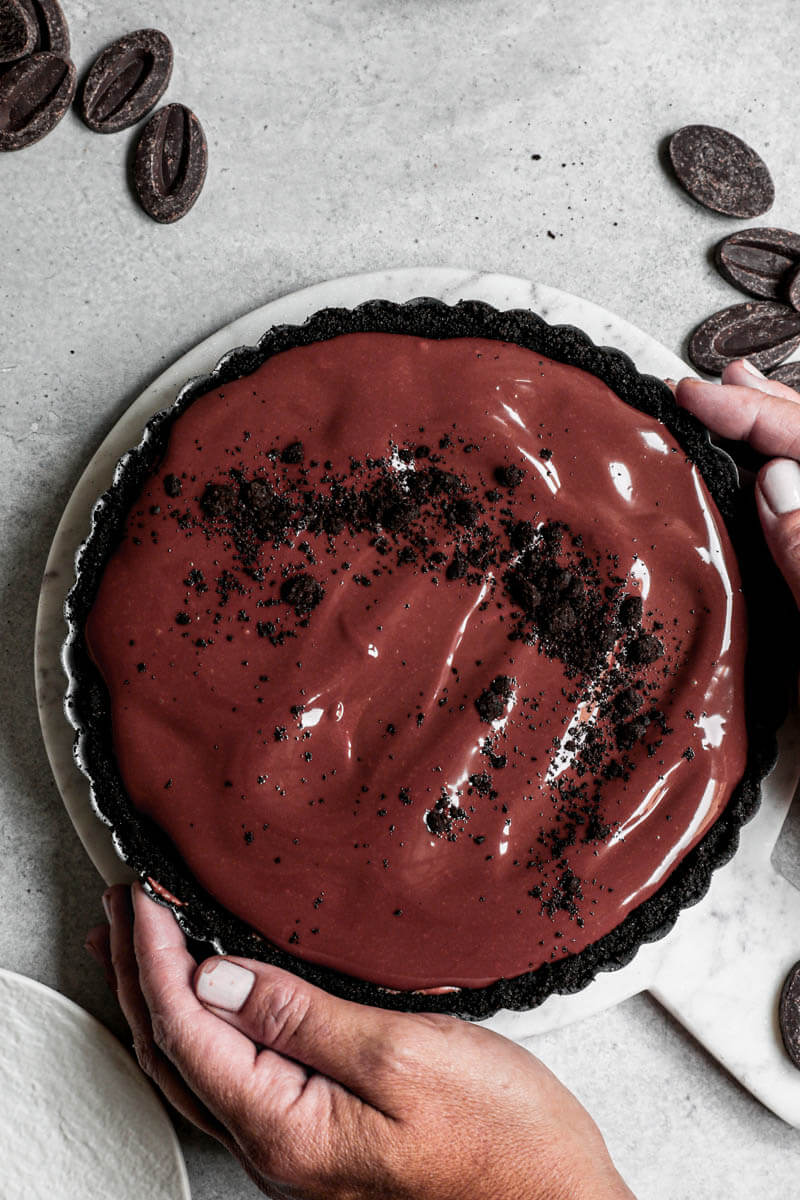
[741,358,765,379]
[760,459,800,515]
[102,889,113,923]
[196,959,255,1012]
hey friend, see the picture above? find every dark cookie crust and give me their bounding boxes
[64,298,794,1018]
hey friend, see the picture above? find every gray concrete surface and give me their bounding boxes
[3,1,800,1195]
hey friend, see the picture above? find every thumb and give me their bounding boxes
[194,955,442,1114]
[756,458,800,609]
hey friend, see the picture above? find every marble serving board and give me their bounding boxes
[34,268,800,1126]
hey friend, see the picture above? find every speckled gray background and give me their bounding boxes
[3,1,800,1196]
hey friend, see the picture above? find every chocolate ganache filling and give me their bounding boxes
[84,332,747,990]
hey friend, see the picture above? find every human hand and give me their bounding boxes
[86,884,634,1200]
[674,358,800,610]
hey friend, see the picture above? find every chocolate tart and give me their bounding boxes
[64,299,790,1018]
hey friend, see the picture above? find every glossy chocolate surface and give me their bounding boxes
[85,334,747,989]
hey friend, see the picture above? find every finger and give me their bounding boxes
[675,375,800,459]
[130,885,311,1125]
[107,885,165,1061]
[85,921,116,994]
[85,921,110,958]
[722,358,800,403]
[194,953,445,1115]
[104,885,235,1146]
[756,458,800,609]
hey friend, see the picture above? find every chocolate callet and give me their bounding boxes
[668,124,774,219]
[163,473,182,497]
[280,573,324,616]
[715,228,800,302]
[779,961,800,1071]
[19,0,71,56]
[0,0,35,62]
[689,302,800,377]
[0,50,76,151]
[767,361,800,390]
[133,102,208,224]
[80,28,173,134]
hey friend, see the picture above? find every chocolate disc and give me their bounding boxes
[669,125,774,218]
[0,0,36,63]
[766,360,800,391]
[787,262,800,313]
[0,50,75,151]
[716,228,800,301]
[688,301,800,375]
[17,0,68,55]
[80,28,173,134]
[133,103,207,223]
[780,961,800,1070]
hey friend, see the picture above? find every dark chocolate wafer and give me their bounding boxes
[0,0,35,62]
[669,125,774,218]
[0,50,75,150]
[766,361,800,391]
[716,228,800,301]
[787,263,800,314]
[689,301,800,375]
[133,102,207,223]
[81,28,173,134]
[17,0,68,55]
[780,961,800,1071]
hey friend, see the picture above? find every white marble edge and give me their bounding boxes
[33,268,800,1119]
